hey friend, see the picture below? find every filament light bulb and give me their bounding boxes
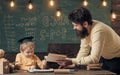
[56,9,61,17]
[111,12,117,19]
[28,3,33,10]
[10,0,15,7]
[28,0,33,10]
[83,0,88,6]
[102,0,107,7]
[49,0,54,7]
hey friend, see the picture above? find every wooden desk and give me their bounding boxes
[2,70,116,75]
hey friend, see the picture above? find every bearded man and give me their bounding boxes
[57,7,120,75]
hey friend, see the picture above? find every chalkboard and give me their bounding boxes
[0,0,111,52]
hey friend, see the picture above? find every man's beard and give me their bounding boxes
[75,27,89,39]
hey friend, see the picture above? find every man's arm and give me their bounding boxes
[72,30,105,65]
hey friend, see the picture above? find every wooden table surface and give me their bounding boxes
[1,69,116,75]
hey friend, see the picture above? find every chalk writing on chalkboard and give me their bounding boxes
[2,12,79,52]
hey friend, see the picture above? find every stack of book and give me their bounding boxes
[87,63,102,70]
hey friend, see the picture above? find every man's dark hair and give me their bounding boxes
[68,7,93,25]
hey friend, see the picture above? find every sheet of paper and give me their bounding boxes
[46,53,67,62]
[28,69,54,73]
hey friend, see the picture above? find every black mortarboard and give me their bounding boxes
[18,36,34,44]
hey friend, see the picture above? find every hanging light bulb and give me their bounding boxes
[28,0,33,10]
[56,9,61,17]
[102,0,107,7]
[49,0,54,7]
[83,0,88,6]
[10,0,15,8]
[111,11,117,19]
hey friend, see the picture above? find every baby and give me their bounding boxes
[15,36,46,71]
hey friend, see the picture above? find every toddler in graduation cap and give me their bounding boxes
[15,36,47,71]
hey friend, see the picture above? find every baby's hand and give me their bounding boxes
[29,66,35,70]
[41,60,47,69]
[42,60,47,65]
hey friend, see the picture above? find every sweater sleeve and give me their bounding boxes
[72,30,105,65]
[72,37,90,65]
[15,53,29,70]
[15,53,22,66]
[35,55,43,69]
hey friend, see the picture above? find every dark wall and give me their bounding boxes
[111,0,120,35]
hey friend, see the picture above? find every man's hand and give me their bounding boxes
[57,58,73,69]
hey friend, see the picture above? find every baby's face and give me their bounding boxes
[23,48,34,58]
[21,42,34,58]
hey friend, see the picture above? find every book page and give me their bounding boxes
[46,53,67,62]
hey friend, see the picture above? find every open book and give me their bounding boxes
[46,53,67,63]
